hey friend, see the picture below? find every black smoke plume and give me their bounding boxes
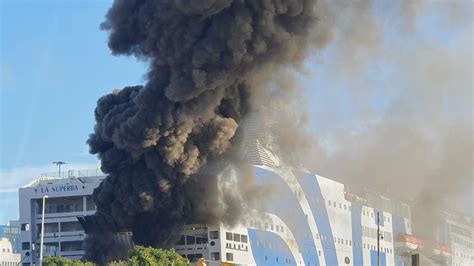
[85,0,315,262]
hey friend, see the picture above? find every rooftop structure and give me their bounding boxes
[0,237,20,266]
[18,168,105,265]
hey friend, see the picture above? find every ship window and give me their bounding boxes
[60,221,82,232]
[61,241,84,252]
[226,232,233,240]
[196,236,208,244]
[186,235,196,245]
[233,233,240,242]
[339,203,342,209]
[333,202,336,207]
[20,224,29,231]
[328,200,331,206]
[281,226,284,233]
[271,224,274,230]
[85,195,95,211]
[265,223,268,230]
[211,252,220,261]
[210,231,219,239]
[226,252,234,261]
[21,242,30,250]
[344,205,347,210]
[318,250,321,256]
[37,223,59,233]
[241,235,248,243]
[363,210,366,216]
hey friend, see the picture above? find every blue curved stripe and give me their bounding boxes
[248,229,297,265]
[293,170,338,266]
[392,215,406,234]
[392,215,406,266]
[255,167,319,266]
[370,250,386,266]
[351,204,364,265]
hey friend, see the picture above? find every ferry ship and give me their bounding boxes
[17,109,473,265]
[172,163,472,266]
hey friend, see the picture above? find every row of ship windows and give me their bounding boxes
[302,197,395,226]
[21,240,84,252]
[360,226,392,242]
[246,220,285,233]
[453,251,474,260]
[225,242,248,251]
[452,236,473,249]
[209,251,239,262]
[0,262,17,266]
[253,238,393,254]
[225,232,248,243]
[0,248,11,253]
[246,219,392,245]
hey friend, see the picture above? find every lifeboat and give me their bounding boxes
[429,243,451,260]
[440,244,452,258]
[395,233,423,253]
[344,191,368,205]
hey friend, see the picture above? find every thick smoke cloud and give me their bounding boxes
[289,0,472,246]
[86,0,315,262]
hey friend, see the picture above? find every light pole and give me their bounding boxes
[52,161,67,178]
[377,211,380,266]
[39,195,49,266]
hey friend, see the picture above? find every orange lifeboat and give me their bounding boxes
[440,244,452,258]
[429,243,452,259]
[395,233,423,253]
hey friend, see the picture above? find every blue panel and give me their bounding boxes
[248,229,297,266]
[392,215,406,258]
[370,250,386,266]
[351,204,364,266]
[255,167,319,266]
[392,215,406,234]
[293,171,338,266]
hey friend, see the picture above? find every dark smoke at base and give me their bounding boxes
[85,0,315,262]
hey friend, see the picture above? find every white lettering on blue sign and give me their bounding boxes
[40,185,79,193]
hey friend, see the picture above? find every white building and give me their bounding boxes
[0,237,20,266]
[18,169,104,265]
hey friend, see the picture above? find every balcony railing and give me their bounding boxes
[40,168,104,179]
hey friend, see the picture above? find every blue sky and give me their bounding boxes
[0,0,148,223]
[0,1,471,224]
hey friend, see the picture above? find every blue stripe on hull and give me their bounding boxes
[255,167,319,266]
[370,250,386,266]
[351,204,364,266]
[248,229,297,266]
[293,171,338,266]
[392,215,406,234]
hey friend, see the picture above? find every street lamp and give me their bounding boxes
[52,161,67,178]
[39,195,49,266]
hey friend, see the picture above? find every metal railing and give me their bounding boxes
[39,168,105,179]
